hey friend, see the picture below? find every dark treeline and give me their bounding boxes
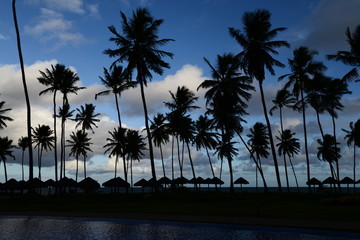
[1,5,360,194]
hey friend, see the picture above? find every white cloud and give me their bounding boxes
[43,0,85,14]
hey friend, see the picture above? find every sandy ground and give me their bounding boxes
[2,211,360,233]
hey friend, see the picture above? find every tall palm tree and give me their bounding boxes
[123,129,147,190]
[229,9,290,191]
[279,46,326,192]
[66,130,93,181]
[327,25,360,82]
[269,89,296,132]
[32,124,55,180]
[0,100,13,129]
[342,119,360,191]
[104,8,174,184]
[95,65,137,126]
[57,103,74,179]
[198,53,254,193]
[247,122,270,191]
[276,129,301,192]
[150,113,170,178]
[0,137,16,182]
[12,0,34,182]
[75,103,101,133]
[193,115,219,178]
[317,134,341,180]
[18,136,29,181]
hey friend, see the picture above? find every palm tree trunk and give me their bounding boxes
[53,92,58,182]
[331,115,341,191]
[288,157,299,192]
[122,154,128,193]
[176,136,183,177]
[138,80,157,182]
[114,156,118,178]
[38,148,43,180]
[171,135,174,180]
[21,150,24,181]
[12,0,34,181]
[316,110,324,139]
[301,88,311,193]
[3,160,8,182]
[76,157,79,182]
[283,154,290,193]
[159,144,166,178]
[227,155,234,193]
[354,144,356,193]
[114,93,122,127]
[186,141,197,186]
[205,147,215,178]
[259,82,282,192]
[83,155,86,179]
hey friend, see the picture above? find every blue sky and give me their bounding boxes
[0,0,359,188]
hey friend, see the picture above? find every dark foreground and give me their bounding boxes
[0,191,359,232]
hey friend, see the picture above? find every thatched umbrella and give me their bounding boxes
[340,177,355,193]
[306,177,322,191]
[134,178,148,187]
[4,178,20,191]
[79,177,100,192]
[102,177,130,193]
[234,177,249,192]
[173,176,189,185]
[322,176,338,193]
[44,179,56,187]
[158,176,172,186]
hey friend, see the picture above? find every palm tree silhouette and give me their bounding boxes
[0,137,16,182]
[317,134,341,181]
[32,125,55,180]
[276,129,300,192]
[193,115,219,178]
[95,65,137,127]
[12,0,34,182]
[66,130,93,181]
[270,89,296,132]
[150,113,170,178]
[38,64,69,182]
[342,119,360,192]
[0,100,13,129]
[18,136,30,181]
[75,103,101,134]
[247,122,270,192]
[57,103,74,179]
[123,129,146,191]
[229,9,290,192]
[280,46,326,192]
[104,8,174,185]
[198,53,254,193]
[327,25,360,82]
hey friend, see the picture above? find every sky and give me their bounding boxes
[0,0,359,188]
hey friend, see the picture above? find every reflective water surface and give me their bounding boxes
[0,216,359,240]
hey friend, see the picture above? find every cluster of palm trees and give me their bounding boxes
[2,6,359,193]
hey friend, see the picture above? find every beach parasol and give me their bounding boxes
[102,177,130,188]
[79,177,100,192]
[134,178,148,187]
[234,177,249,191]
[173,176,190,185]
[340,177,355,193]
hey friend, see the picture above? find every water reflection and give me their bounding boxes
[0,216,358,240]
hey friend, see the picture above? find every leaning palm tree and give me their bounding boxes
[18,136,29,181]
[104,8,174,184]
[247,122,270,192]
[0,100,13,129]
[279,46,326,192]
[66,130,93,181]
[75,103,101,134]
[0,137,16,182]
[150,113,170,178]
[317,134,341,181]
[342,119,360,191]
[95,65,137,127]
[123,129,147,191]
[12,0,34,181]
[193,115,219,178]
[327,25,360,82]
[32,124,55,180]
[229,9,290,191]
[276,129,301,192]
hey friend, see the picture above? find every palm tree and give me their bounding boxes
[276,129,300,192]
[104,8,174,184]
[123,129,147,190]
[193,115,219,178]
[38,63,68,183]
[0,137,16,182]
[57,103,74,179]
[32,124,55,180]
[95,65,137,127]
[342,119,360,191]
[279,46,326,192]
[198,53,254,193]
[150,113,170,178]
[317,134,341,180]
[270,89,296,132]
[229,9,290,191]
[327,25,360,82]
[18,136,29,181]
[0,100,13,129]
[104,127,128,186]
[66,130,93,181]
[247,122,270,191]
[75,103,101,133]
[12,0,34,182]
